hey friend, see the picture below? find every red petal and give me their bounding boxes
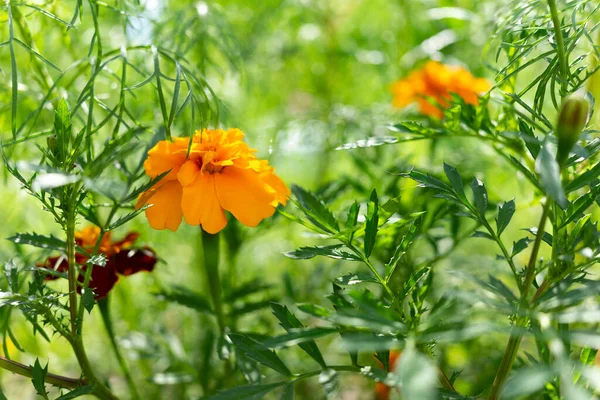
[83,261,119,299]
[113,247,157,276]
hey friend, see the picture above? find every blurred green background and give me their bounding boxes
[0,0,563,398]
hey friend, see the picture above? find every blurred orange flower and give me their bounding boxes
[375,350,402,400]
[390,61,490,118]
[137,128,290,233]
[40,227,157,299]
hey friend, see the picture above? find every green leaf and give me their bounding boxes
[535,141,567,208]
[31,359,49,400]
[81,288,95,314]
[511,237,532,257]
[283,245,360,261]
[345,201,359,240]
[565,161,600,193]
[155,286,213,315]
[7,233,65,251]
[471,231,495,240]
[405,170,453,194]
[271,303,326,368]
[470,178,488,217]
[364,189,379,258]
[385,215,423,281]
[263,328,337,349]
[228,333,293,377]
[336,136,400,150]
[4,260,18,293]
[56,386,94,400]
[291,185,339,233]
[87,254,107,267]
[235,346,262,385]
[496,199,516,236]
[443,163,466,201]
[208,382,288,400]
[0,385,7,400]
[54,99,72,163]
[106,206,150,231]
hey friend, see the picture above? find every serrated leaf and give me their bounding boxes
[470,178,488,217]
[496,199,515,236]
[443,163,466,201]
[385,215,422,281]
[471,231,494,240]
[106,206,149,231]
[7,233,65,251]
[271,303,326,368]
[292,185,339,233]
[345,201,359,240]
[87,254,107,267]
[56,385,94,400]
[208,382,288,400]
[4,260,18,293]
[364,189,379,258]
[81,288,95,314]
[262,327,337,349]
[228,333,293,377]
[283,245,360,261]
[535,141,567,208]
[31,359,49,400]
[511,237,532,257]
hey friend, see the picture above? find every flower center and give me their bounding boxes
[204,163,224,173]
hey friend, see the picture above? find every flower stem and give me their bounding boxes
[65,200,119,400]
[66,207,79,335]
[0,355,82,389]
[548,0,569,98]
[489,200,551,399]
[200,229,226,333]
[98,297,141,400]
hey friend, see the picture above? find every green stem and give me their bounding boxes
[489,200,551,399]
[71,337,119,400]
[98,298,141,400]
[65,199,119,400]
[200,229,226,333]
[345,242,394,299]
[0,356,82,389]
[548,0,569,97]
[66,206,79,336]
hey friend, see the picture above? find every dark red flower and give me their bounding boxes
[39,227,157,299]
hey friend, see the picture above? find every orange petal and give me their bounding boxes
[215,167,277,227]
[144,181,183,231]
[178,160,201,186]
[181,173,227,233]
[261,171,290,206]
[144,138,190,180]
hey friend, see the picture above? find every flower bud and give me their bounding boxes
[556,96,589,167]
[46,134,59,158]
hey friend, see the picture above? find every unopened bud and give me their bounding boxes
[46,134,58,154]
[556,96,589,167]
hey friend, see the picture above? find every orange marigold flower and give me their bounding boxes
[390,61,490,118]
[375,350,402,400]
[39,227,157,299]
[137,128,290,234]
